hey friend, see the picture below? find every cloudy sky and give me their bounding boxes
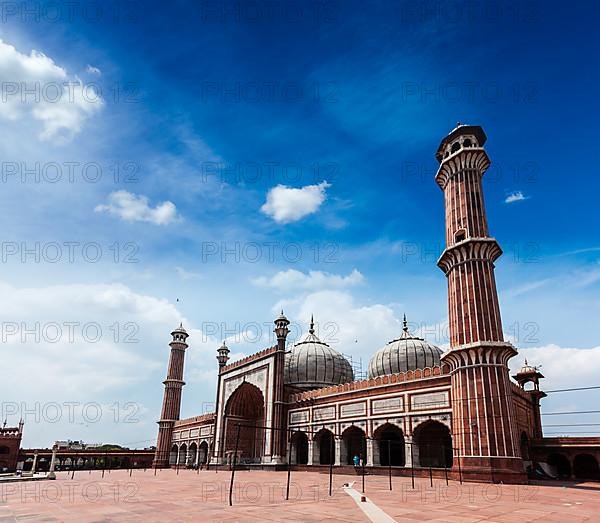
[1,1,599,447]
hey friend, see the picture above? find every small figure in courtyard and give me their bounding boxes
[353,454,360,467]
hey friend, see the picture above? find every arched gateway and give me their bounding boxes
[223,382,265,464]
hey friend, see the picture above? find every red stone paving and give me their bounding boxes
[0,469,599,522]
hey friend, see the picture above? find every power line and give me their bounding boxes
[546,385,600,393]
[542,410,600,416]
[543,423,600,427]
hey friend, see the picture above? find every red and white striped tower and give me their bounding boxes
[152,324,189,468]
[436,124,526,483]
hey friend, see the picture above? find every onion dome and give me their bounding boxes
[368,315,443,379]
[284,315,354,390]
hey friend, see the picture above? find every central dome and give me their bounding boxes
[368,316,443,379]
[284,316,354,390]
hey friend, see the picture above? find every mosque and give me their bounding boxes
[152,124,600,483]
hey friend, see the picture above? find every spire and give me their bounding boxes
[401,314,409,337]
[309,314,315,335]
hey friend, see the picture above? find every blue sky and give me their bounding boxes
[0,0,599,446]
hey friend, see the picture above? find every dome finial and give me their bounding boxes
[402,314,409,334]
[309,314,315,335]
[524,358,528,366]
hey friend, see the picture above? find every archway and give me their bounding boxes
[178,443,187,465]
[290,431,309,465]
[199,441,209,464]
[547,453,571,478]
[169,444,178,465]
[573,454,600,480]
[342,426,366,465]
[520,432,530,460]
[374,423,405,466]
[314,429,334,465]
[413,420,452,468]
[188,443,198,466]
[224,382,265,464]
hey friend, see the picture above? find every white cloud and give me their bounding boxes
[175,266,202,280]
[276,290,407,363]
[0,39,103,144]
[86,64,101,75]
[504,191,529,204]
[95,190,179,225]
[0,280,180,446]
[252,268,364,291]
[261,181,331,223]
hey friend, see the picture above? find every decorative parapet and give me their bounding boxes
[174,412,215,428]
[289,365,450,404]
[221,345,278,373]
[509,380,533,401]
[0,428,22,438]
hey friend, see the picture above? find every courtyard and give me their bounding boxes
[1,469,598,522]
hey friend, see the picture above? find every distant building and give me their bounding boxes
[0,420,24,472]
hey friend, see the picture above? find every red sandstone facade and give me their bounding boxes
[153,125,600,483]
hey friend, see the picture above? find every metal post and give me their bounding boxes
[457,448,462,485]
[71,452,76,480]
[102,452,106,478]
[286,432,292,501]
[130,451,134,477]
[229,424,242,507]
[429,465,433,487]
[388,439,392,491]
[361,451,366,494]
[410,443,415,489]
[328,435,334,497]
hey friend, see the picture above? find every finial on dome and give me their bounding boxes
[309,314,315,335]
[524,358,528,366]
[402,314,409,334]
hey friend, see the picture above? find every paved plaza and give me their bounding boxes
[1,469,599,522]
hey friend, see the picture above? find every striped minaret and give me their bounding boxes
[153,324,188,468]
[436,124,525,483]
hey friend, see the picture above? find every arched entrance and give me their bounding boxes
[314,429,334,465]
[169,444,178,465]
[520,432,530,460]
[199,441,209,464]
[188,443,198,466]
[413,420,452,468]
[290,431,309,465]
[178,443,187,465]
[342,426,366,465]
[374,423,405,466]
[547,453,571,478]
[573,454,600,480]
[224,382,265,464]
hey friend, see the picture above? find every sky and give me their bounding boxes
[0,0,599,448]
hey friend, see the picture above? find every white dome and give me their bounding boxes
[368,317,443,379]
[284,317,354,390]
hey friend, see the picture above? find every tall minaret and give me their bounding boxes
[271,310,290,462]
[153,323,189,468]
[436,124,525,482]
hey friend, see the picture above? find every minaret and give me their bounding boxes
[153,323,189,468]
[435,124,525,482]
[212,340,230,463]
[271,310,290,462]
